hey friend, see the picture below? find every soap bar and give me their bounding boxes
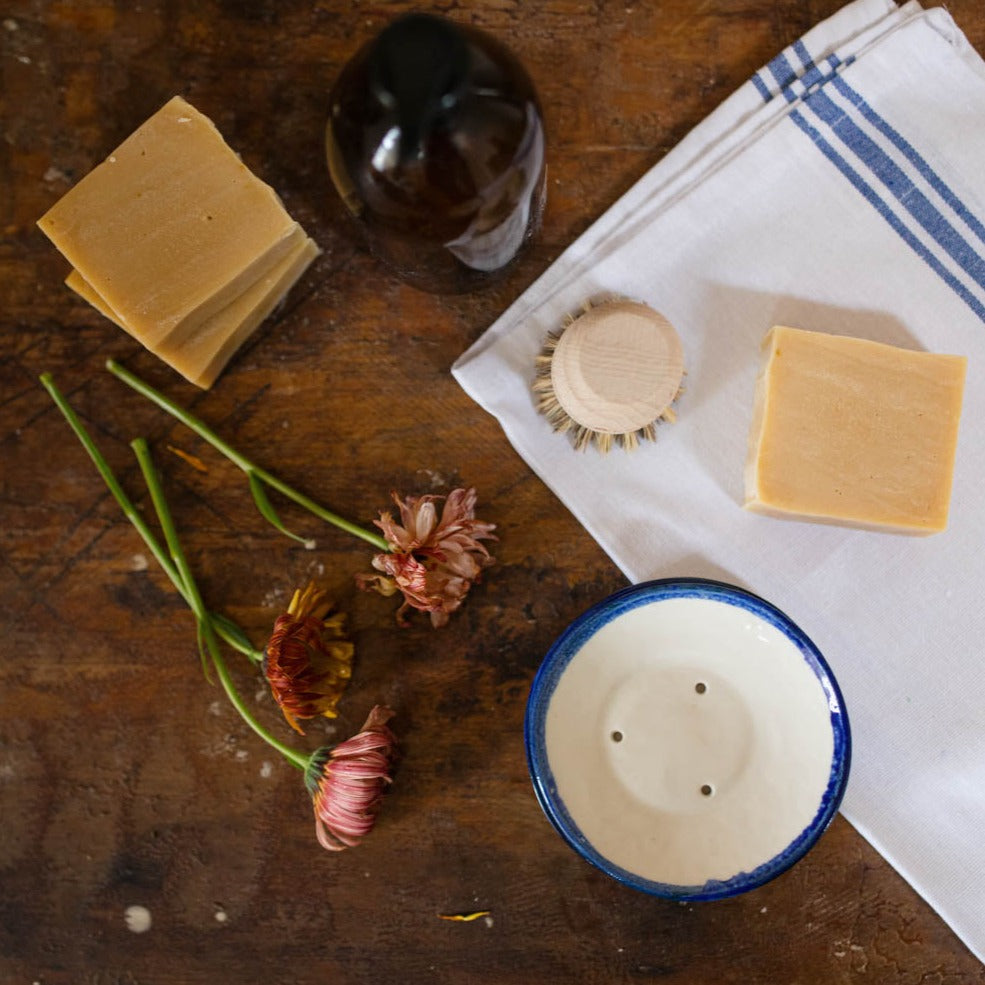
[157,236,320,388]
[63,222,306,342]
[744,325,966,535]
[38,95,301,348]
[68,235,320,388]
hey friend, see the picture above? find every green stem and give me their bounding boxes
[106,359,390,552]
[132,439,306,771]
[39,374,262,663]
[210,635,308,771]
[254,469,388,550]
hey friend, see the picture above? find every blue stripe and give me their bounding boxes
[757,38,985,321]
[792,39,825,89]
[766,51,799,92]
[792,38,813,67]
[803,87,985,297]
[830,74,985,249]
[798,62,826,90]
[790,109,985,323]
[793,39,841,91]
[756,44,837,104]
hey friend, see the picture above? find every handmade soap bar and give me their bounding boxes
[158,236,320,388]
[38,95,303,348]
[38,95,319,387]
[744,325,966,535]
[69,235,320,389]
[63,222,306,341]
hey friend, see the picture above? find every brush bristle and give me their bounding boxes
[532,313,684,453]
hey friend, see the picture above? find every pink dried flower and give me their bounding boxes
[305,705,398,852]
[356,487,496,627]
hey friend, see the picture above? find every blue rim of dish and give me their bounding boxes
[524,577,851,901]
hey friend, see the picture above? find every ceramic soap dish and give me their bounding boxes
[525,578,851,900]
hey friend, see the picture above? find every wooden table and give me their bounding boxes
[3,2,984,982]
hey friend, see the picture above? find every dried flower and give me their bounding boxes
[263,583,354,734]
[357,488,496,628]
[45,371,414,859]
[305,705,398,852]
[104,364,498,629]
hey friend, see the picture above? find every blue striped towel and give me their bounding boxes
[454,0,985,961]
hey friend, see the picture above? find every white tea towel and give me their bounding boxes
[454,0,985,961]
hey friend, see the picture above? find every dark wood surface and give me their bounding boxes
[3,2,984,983]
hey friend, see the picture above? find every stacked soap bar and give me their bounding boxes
[744,325,966,535]
[38,96,319,388]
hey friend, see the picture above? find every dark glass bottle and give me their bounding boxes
[326,13,546,293]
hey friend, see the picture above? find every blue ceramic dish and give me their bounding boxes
[524,578,851,901]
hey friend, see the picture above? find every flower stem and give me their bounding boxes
[39,374,263,663]
[106,359,390,552]
[132,438,307,771]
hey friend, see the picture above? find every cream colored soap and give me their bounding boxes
[744,325,966,535]
[38,95,301,347]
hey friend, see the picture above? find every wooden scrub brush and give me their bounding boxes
[533,298,685,452]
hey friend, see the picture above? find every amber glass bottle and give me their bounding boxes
[326,13,546,293]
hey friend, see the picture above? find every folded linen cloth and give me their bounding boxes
[453,0,985,961]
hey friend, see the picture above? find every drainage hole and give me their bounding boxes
[700,784,715,797]
[695,682,707,694]
[610,730,624,743]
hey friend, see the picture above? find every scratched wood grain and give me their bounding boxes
[2,1,985,983]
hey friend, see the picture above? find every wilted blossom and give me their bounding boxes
[305,705,398,851]
[263,583,354,734]
[356,487,496,628]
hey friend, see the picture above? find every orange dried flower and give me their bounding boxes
[305,705,398,851]
[356,487,496,628]
[263,583,354,734]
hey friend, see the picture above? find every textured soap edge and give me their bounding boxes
[183,235,321,389]
[920,352,969,533]
[69,236,321,388]
[743,498,946,536]
[742,327,779,511]
[66,224,307,346]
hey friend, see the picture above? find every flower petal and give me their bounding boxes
[263,584,355,733]
[356,489,496,628]
[309,705,398,852]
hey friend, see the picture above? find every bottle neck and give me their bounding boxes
[366,13,469,163]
